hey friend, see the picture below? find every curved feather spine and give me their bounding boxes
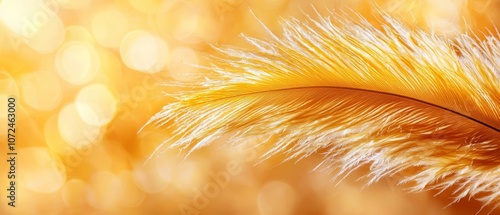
[148,13,500,209]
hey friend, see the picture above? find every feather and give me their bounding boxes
[147,12,500,210]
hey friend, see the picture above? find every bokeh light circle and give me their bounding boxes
[56,41,100,85]
[58,103,102,148]
[75,84,117,126]
[120,30,168,73]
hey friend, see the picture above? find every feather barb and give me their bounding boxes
[148,13,500,209]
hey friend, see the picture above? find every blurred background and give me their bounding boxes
[0,0,499,214]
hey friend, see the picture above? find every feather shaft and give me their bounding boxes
[148,13,500,209]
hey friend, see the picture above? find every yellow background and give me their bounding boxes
[0,0,499,214]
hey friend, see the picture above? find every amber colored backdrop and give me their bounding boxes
[0,0,499,214]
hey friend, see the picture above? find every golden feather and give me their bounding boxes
[147,13,500,209]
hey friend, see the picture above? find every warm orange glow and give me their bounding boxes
[0,0,499,214]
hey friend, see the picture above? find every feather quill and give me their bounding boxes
[148,13,500,209]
